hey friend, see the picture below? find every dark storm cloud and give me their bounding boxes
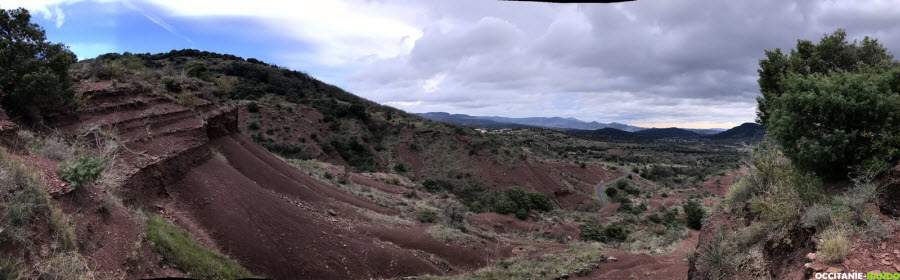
[348,0,900,127]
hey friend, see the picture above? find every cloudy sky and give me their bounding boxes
[3,0,900,128]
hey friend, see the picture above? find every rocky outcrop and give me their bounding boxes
[56,82,232,205]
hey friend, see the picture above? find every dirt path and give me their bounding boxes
[596,170,630,206]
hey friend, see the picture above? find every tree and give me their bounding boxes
[0,8,77,121]
[757,30,900,177]
[756,29,894,125]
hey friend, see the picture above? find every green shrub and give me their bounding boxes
[330,138,375,172]
[579,220,628,243]
[493,187,553,220]
[162,77,180,92]
[246,102,260,113]
[647,214,662,224]
[683,201,705,230]
[604,187,618,198]
[248,121,260,130]
[417,209,438,223]
[59,155,106,189]
[145,214,253,279]
[393,163,408,173]
[186,61,211,80]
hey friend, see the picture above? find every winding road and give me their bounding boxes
[596,170,631,206]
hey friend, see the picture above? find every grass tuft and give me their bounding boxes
[818,229,850,264]
[145,214,254,280]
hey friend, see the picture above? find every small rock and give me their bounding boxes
[805,262,827,272]
[882,242,887,250]
[609,256,618,261]
[826,267,842,273]
[327,210,337,216]
[806,253,816,261]
[882,259,892,265]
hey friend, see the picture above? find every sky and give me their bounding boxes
[2,0,900,129]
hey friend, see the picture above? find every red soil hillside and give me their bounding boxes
[48,81,517,279]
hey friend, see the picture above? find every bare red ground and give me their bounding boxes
[577,231,699,280]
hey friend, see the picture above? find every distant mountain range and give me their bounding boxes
[568,123,764,142]
[418,112,647,132]
[416,112,733,135]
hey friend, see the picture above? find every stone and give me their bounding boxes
[327,210,337,216]
[806,253,816,261]
[609,256,618,261]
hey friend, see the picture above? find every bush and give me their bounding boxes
[0,149,51,244]
[59,155,106,189]
[604,187,618,198]
[683,200,705,230]
[694,230,741,279]
[145,214,253,279]
[0,8,78,121]
[246,102,260,113]
[758,30,900,177]
[186,61,211,80]
[579,220,628,243]
[417,209,438,223]
[393,163,408,173]
[162,77,180,92]
[818,229,850,264]
[330,138,375,172]
[801,203,832,229]
[493,187,553,220]
[647,214,662,224]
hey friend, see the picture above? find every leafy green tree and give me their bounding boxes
[758,29,900,177]
[757,29,894,125]
[769,68,900,176]
[0,8,77,120]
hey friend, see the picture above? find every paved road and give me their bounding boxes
[596,170,631,206]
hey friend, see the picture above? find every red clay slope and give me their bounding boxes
[172,133,511,279]
[56,81,509,279]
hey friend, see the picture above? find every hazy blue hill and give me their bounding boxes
[704,122,764,141]
[634,127,703,138]
[417,112,644,131]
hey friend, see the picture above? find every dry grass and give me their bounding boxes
[818,229,850,264]
[423,242,606,280]
[427,224,475,245]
